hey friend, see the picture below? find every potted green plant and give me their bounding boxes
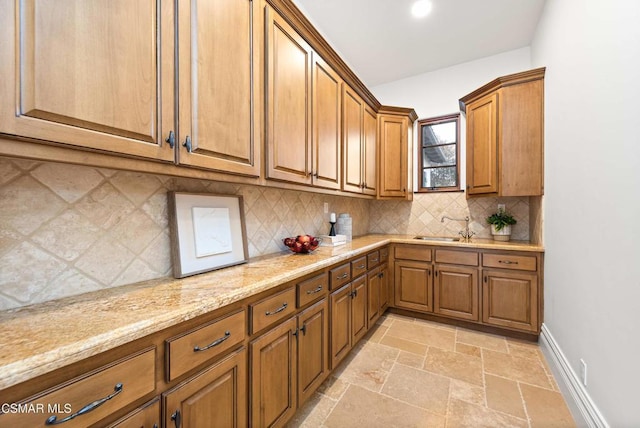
[486,208,517,241]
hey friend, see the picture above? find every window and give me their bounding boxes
[417,113,460,192]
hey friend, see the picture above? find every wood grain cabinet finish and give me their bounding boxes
[0,348,156,428]
[460,67,545,197]
[0,0,175,162]
[297,273,328,308]
[296,299,329,406]
[106,398,160,428]
[165,310,246,381]
[342,85,377,195]
[329,263,351,290]
[394,260,433,312]
[351,275,368,344]
[250,317,297,428]
[265,5,313,185]
[176,0,260,176]
[164,347,247,428]
[250,287,296,334]
[482,269,539,332]
[379,264,390,312]
[312,54,343,190]
[329,283,352,369]
[377,107,417,200]
[434,264,479,321]
[367,267,381,326]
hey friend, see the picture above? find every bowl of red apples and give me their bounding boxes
[283,235,321,254]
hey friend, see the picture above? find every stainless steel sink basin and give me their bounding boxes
[413,236,460,242]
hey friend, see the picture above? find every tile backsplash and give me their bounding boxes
[0,157,531,310]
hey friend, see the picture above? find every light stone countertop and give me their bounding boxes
[0,234,543,390]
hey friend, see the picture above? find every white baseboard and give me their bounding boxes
[539,324,609,428]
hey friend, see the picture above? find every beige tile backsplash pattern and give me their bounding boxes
[0,157,528,310]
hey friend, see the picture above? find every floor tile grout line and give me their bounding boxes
[517,381,533,428]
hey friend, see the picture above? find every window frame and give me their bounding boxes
[416,113,461,193]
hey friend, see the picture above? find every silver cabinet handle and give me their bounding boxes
[193,331,231,352]
[265,302,288,316]
[306,285,323,295]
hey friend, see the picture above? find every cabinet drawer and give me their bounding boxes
[330,263,351,290]
[0,348,156,428]
[380,247,389,263]
[483,253,537,271]
[395,245,432,261]
[435,249,478,266]
[367,251,381,268]
[297,273,328,307]
[351,256,368,278]
[166,310,246,381]
[250,287,296,334]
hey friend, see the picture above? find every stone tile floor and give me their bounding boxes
[287,313,576,428]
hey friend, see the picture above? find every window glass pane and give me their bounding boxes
[422,121,456,146]
[422,167,457,188]
[423,144,456,167]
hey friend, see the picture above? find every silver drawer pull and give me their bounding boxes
[370,258,379,262]
[306,285,323,295]
[45,383,123,425]
[194,331,231,352]
[336,273,348,280]
[498,260,518,265]
[265,302,288,316]
[356,264,365,269]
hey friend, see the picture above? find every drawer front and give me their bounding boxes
[395,245,432,262]
[380,247,389,263]
[483,253,537,271]
[297,272,328,307]
[367,251,381,268]
[351,256,368,278]
[166,310,246,381]
[330,263,351,290]
[435,249,479,266]
[0,348,156,428]
[251,287,296,333]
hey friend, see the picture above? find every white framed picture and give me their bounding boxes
[168,192,248,278]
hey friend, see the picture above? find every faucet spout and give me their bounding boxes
[441,215,475,241]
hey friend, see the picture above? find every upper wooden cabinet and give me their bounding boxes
[0,0,175,162]
[378,106,417,200]
[460,68,545,197]
[343,86,377,195]
[176,0,261,176]
[265,5,313,185]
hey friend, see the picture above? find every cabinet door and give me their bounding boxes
[312,54,342,190]
[163,348,247,428]
[330,283,352,369]
[0,0,175,162]
[466,92,498,195]
[176,0,259,176]
[250,317,297,427]
[379,265,390,313]
[363,106,378,196]
[378,114,408,198]
[342,85,364,193]
[394,260,433,312]
[434,265,479,321]
[351,275,368,343]
[265,6,313,184]
[482,270,539,332]
[367,268,380,326]
[107,398,160,428]
[297,299,329,405]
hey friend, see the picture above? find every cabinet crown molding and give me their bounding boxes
[459,67,546,111]
[378,105,418,122]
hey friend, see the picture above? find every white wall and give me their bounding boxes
[371,47,531,119]
[531,0,640,425]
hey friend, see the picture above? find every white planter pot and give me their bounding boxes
[491,224,511,241]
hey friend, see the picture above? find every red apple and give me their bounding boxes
[297,235,311,243]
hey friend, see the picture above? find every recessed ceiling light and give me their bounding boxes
[411,0,432,18]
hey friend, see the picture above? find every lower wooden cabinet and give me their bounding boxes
[351,275,368,344]
[367,266,389,326]
[250,317,297,428]
[107,398,160,428]
[379,264,390,312]
[394,260,433,312]
[329,275,368,369]
[482,269,538,332]
[434,264,479,321]
[163,347,247,428]
[297,299,329,405]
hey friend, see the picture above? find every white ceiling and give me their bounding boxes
[292,0,546,87]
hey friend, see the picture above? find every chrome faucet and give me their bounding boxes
[441,215,475,241]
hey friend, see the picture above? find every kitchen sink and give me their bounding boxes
[413,236,460,242]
